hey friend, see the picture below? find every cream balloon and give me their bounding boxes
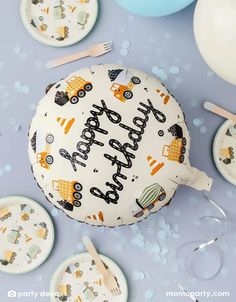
[194,0,236,85]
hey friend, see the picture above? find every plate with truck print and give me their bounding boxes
[0,196,54,274]
[20,0,98,47]
[50,252,128,302]
[213,120,236,185]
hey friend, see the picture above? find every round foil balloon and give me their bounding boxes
[115,0,195,17]
[28,64,212,227]
[194,0,236,85]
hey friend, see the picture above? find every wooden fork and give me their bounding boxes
[82,236,121,296]
[46,41,112,69]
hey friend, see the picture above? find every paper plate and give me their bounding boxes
[50,252,128,302]
[213,120,236,185]
[0,196,54,274]
[20,0,98,47]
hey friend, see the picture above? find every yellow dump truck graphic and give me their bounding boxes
[21,204,35,221]
[130,183,166,218]
[55,26,69,41]
[35,132,55,169]
[58,284,71,302]
[35,222,48,240]
[220,147,234,165]
[109,69,141,102]
[55,76,93,106]
[53,180,83,211]
[0,207,11,221]
[0,250,16,266]
[162,138,186,163]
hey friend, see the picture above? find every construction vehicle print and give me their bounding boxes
[0,250,16,266]
[226,124,236,139]
[58,284,71,302]
[21,204,35,221]
[220,147,234,165]
[108,69,141,102]
[77,12,89,28]
[0,207,11,221]
[35,222,48,240]
[130,183,166,218]
[162,137,187,163]
[25,245,41,263]
[55,76,93,106]
[7,225,23,244]
[66,262,83,278]
[53,180,83,211]
[35,131,55,169]
[55,26,69,41]
[80,282,98,301]
[53,0,65,20]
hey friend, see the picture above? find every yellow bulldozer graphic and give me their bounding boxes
[55,76,93,106]
[53,180,83,211]
[162,138,187,163]
[109,69,141,102]
[0,207,11,221]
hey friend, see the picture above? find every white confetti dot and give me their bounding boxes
[120,27,126,33]
[193,219,200,226]
[4,164,12,173]
[122,40,130,49]
[51,208,61,217]
[145,289,156,300]
[169,66,180,74]
[120,48,129,56]
[0,169,4,177]
[76,242,84,251]
[0,61,4,70]
[200,126,207,134]
[133,270,145,281]
[193,118,204,127]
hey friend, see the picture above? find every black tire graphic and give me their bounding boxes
[73,192,82,200]
[84,83,93,91]
[77,90,86,98]
[179,155,185,163]
[46,134,54,144]
[46,155,54,165]
[73,200,81,207]
[123,90,133,99]
[74,183,82,191]
[131,76,141,84]
[70,96,79,104]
